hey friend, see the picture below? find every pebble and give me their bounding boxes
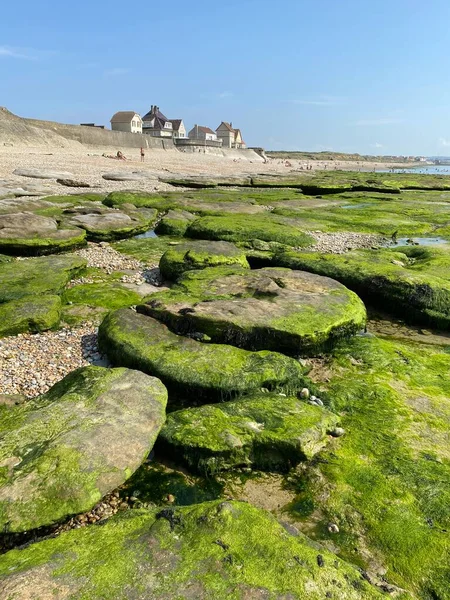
[299,387,310,399]
[328,523,340,534]
[329,427,346,438]
[0,324,107,397]
[305,231,389,254]
[70,242,156,274]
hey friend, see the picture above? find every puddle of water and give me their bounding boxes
[392,237,449,247]
[340,203,372,210]
[134,230,158,239]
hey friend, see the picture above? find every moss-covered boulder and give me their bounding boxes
[64,282,142,310]
[185,214,315,247]
[0,295,61,337]
[0,255,86,303]
[159,394,338,473]
[159,240,250,280]
[0,366,167,532]
[272,246,450,328]
[155,209,197,236]
[0,500,392,599]
[0,212,86,255]
[98,309,307,399]
[63,206,158,241]
[140,266,366,354]
[103,190,175,210]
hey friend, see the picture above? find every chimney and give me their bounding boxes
[230,121,233,128]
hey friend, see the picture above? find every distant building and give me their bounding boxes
[169,119,186,138]
[216,121,246,149]
[80,123,105,129]
[188,125,218,142]
[142,105,173,137]
[110,111,142,133]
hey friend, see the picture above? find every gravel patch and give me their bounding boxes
[306,231,389,254]
[0,324,108,398]
[72,241,150,272]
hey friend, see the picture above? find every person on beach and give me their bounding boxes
[140,147,145,162]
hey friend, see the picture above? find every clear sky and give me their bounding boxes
[1,0,449,155]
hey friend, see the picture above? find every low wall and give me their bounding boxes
[25,118,176,150]
[174,138,223,149]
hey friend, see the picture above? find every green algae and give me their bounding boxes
[291,335,450,599]
[113,235,182,264]
[185,214,315,247]
[159,240,250,280]
[0,255,87,303]
[0,227,87,256]
[155,209,197,236]
[0,295,61,337]
[158,394,338,474]
[64,282,142,310]
[98,308,307,400]
[0,500,392,599]
[271,247,450,328]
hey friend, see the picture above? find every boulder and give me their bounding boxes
[57,178,91,188]
[159,240,250,280]
[0,295,61,337]
[158,394,338,473]
[13,168,74,179]
[140,266,367,354]
[155,209,198,236]
[0,255,86,303]
[98,308,307,399]
[0,366,167,532]
[0,500,387,599]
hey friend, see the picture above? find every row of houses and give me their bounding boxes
[109,106,246,149]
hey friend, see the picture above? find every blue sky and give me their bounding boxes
[1,0,449,155]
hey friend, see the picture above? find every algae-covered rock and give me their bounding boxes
[159,240,250,280]
[185,214,315,247]
[64,282,142,310]
[0,212,86,255]
[155,209,197,236]
[0,295,61,337]
[0,500,391,599]
[159,394,338,473]
[0,366,167,532]
[140,266,366,354]
[98,308,307,399]
[0,254,86,303]
[272,246,450,328]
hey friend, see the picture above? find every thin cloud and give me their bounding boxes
[217,91,234,99]
[439,137,450,147]
[354,118,403,126]
[372,142,384,148]
[0,46,38,60]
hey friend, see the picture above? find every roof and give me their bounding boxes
[110,111,140,123]
[142,107,169,122]
[195,126,216,135]
[169,119,183,131]
[217,121,234,132]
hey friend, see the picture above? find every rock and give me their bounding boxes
[0,295,61,337]
[57,178,91,188]
[0,255,86,303]
[140,266,367,354]
[0,500,386,599]
[98,308,307,399]
[155,209,198,236]
[102,171,157,181]
[158,393,339,473]
[0,365,167,532]
[63,282,143,310]
[64,206,158,242]
[0,212,86,255]
[13,168,74,179]
[328,523,340,534]
[329,427,346,437]
[300,387,310,399]
[159,240,250,280]
[0,394,26,407]
[186,214,315,247]
[160,174,253,187]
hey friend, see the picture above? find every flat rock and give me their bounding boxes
[159,394,338,473]
[159,240,250,280]
[64,206,158,241]
[98,308,307,399]
[140,266,367,354]
[0,212,86,254]
[0,500,387,599]
[13,168,74,180]
[0,365,167,532]
[0,254,86,303]
[57,178,91,188]
[155,209,198,236]
[102,171,157,181]
[0,294,61,337]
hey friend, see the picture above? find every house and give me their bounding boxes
[169,119,186,138]
[216,121,246,149]
[188,125,217,142]
[142,105,173,137]
[110,111,142,133]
